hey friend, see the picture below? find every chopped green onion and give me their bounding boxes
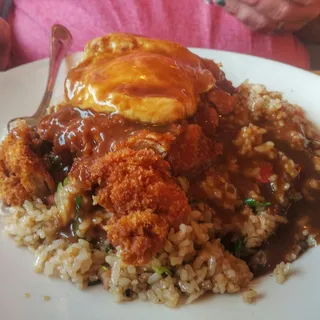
[100,266,108,272]
[234,239,243,258]
[54,182,63,207]
[75,195,82,214]
[88,279,101,287]
[71,195,82,235]
[244,198,271,209]
[152,266,172,277]
[63,177,69,186]
[57,182,63,191]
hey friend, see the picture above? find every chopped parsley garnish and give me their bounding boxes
[99,266,108,273]
[75,195,82,215]
[244,198,271,209]
[234,239,243,258]
[152,266,172,277]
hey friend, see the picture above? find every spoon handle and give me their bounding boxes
[32,24,73,120]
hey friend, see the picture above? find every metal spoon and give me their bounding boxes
[7,24,73,132]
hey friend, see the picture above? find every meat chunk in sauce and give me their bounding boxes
[194,104,219,138]
[201,58,235,94]
[167,124,222,176]
[208,86,235,115]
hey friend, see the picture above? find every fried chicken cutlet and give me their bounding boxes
[70,148,191,265]
[0,122,55,206]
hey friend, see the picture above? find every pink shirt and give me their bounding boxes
[7,0,309,69]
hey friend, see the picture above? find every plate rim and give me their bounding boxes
[1,46,320,320]
[3,48,320,82]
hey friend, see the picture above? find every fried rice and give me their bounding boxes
[2,82,319,308]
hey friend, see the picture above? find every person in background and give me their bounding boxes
[0,0,319,71]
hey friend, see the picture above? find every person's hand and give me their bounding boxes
[217,0,320,33]
[0,18,10,71]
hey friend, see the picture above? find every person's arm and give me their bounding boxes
[0,17,11,71]
[0,0,12,70]
[215,0,320,34]
[296,15,320,70]
[296,16,320,44]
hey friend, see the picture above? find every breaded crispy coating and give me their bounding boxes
[107,210,169,265]
[0,161,30,205]
[70,148,191,264]
[92,149,189,226]
[0,122,55,206]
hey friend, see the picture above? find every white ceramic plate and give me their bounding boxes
[0,50,320,320]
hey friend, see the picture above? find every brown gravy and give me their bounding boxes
[254,133,320,275]
[37,105,171,158]
[190,118,320,275]
[40,104,320,276]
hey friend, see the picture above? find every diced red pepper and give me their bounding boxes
[258,163,273,184]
